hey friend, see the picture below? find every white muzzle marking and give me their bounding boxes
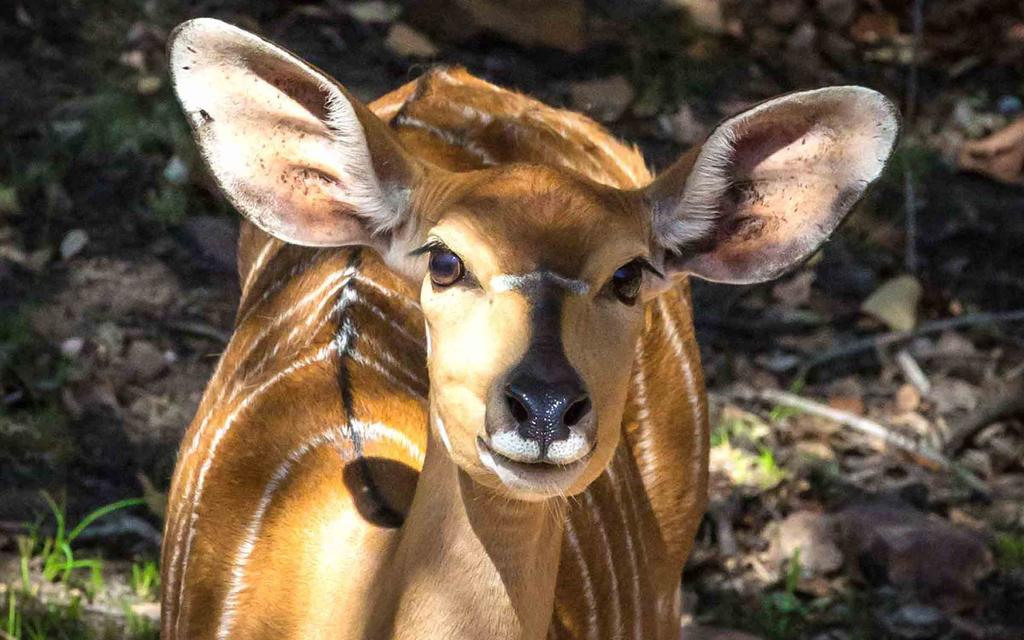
[489,430,590,465]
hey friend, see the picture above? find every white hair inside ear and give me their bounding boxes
[645,86,899,285]
[168,18,423,254]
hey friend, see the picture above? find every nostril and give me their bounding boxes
[563,397,591,427]
[506,392,530,424]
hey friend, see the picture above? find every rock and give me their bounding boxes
[835,503,994,611]
[821,32,856,63]
[929,377,979,414]
[59,229,89,260]
[960,450,993,479]
[126,340,167,382]
[93,322,126,359]
[787,22,818,52]
[182,215,238,274]
[163,155,189,185]
[342,0,402,24]
[130,601,161,621]
[767,0,802,27]
[817,0,856,28]
[658,103,708,145]
[666,0,726,33]
[569,75,634,122]
[772,271,814,309]
[385,23,440,58]
[882,603,948,639]
[997,95,1023,116]
[768,511,844,576]
[934,331,978,358]
[60,336,85,358]
[66,257,181,318]
[681,626,764,640]
[407,0,586,53]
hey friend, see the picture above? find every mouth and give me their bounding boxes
[476,436,594,500]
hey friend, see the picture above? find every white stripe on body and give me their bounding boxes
[216,421,424,639]
[582,489,623,638]
[173,342,340,636]
[564,518,600,640]
[604,461,645,640]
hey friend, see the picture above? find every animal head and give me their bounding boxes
[169,19,898,501]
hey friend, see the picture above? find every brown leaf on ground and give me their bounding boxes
[958,117,1024,185]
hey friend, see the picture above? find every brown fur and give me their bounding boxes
[161,66,708,640]
[163,12,903,633]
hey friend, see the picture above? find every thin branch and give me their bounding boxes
[731,387,990,497]
[800,309,1024,376]
[168,320,230,345]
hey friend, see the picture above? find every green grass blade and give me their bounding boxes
[67,497,145,543]
[40,491,66,548]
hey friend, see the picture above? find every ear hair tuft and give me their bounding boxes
[321,81,405,235]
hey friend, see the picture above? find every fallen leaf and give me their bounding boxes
[385,23,440,58]
[343,0,402,24]
[60,229,89,260]
[958,117,1024,184]
[861,274,922,332]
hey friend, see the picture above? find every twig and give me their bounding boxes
[800,309,1024,376]
[902,0,925,274]
[895,349,931,394]
[168,320,230,345]
[732,387,990,496]
[0,520,29,535]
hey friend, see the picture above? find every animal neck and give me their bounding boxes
[377,410,565,640]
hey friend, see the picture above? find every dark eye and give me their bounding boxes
[611,261,643,305]
[428,248,464,287]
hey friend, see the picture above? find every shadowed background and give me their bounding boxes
[1,1,1023,638]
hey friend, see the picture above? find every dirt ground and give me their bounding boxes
[1,1,1023,638]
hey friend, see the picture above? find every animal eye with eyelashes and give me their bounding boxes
[610,261,643,305]
[428,247,465,287]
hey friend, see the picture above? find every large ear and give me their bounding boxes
[168,19,427,255]
[642,87,899,285]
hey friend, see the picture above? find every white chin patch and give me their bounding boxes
[546,432,589,464]
[489,431,541,462]
[476,437,595,501]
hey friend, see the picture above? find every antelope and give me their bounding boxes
[160,18,898,640]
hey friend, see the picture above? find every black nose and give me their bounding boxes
[504,371,591,452]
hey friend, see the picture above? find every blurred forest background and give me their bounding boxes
[2,0,1024,638]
